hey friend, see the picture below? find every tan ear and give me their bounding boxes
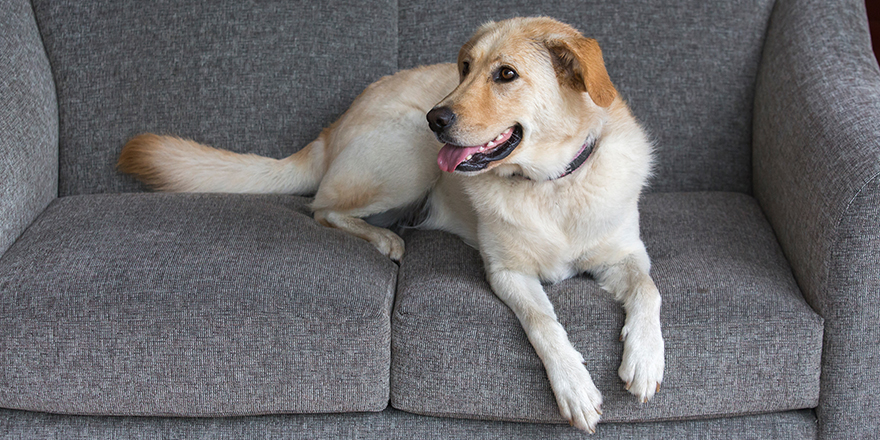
[545,37,617,107]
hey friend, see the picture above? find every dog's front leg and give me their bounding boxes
[486,269,603,433]
[590,249,664,403]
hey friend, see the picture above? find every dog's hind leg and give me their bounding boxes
[314,210,407,261]
[300,64,458,260]
[311,170,431,261]
[309,117,442,261]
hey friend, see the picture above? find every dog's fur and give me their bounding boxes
[118,17,664,433]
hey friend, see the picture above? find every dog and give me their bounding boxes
[118,17,664,433]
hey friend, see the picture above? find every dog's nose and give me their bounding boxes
[427,107,456,133]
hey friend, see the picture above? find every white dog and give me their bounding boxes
[119,17,664,433]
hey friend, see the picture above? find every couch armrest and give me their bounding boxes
[754,0,880,437]
[0,0,58,256]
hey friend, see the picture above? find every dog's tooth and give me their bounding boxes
[495,134,504,141]
[479,147,485,152]
[466,155,473,160]
[486,141,495,148]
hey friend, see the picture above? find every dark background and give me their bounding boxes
[868,0,880,57]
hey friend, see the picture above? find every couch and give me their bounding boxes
[2,0,878,438]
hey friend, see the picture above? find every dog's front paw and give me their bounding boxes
[618,320,664,403]
[550,363,603,433]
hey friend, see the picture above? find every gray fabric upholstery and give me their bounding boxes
[0,194,397,416]
[0,0,58,256]
[0,407,818,440]
[3,0,876,436]
[399,0,775,194]
[754,0,880,438]
[391,192,823,424]
[30,0,398,196]
[32,0,777,196]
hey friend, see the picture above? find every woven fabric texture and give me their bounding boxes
[0,194,397,416]
[30,0,398,196]
[0,407,818,440]
[753,0,880,437]
[0,0,57,255]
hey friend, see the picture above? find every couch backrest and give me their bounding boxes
[32,0,399,196]
[33,0,775,196]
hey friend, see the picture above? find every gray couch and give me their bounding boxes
[1,0,878,438]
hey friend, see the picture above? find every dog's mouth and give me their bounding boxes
[437,125,522,173]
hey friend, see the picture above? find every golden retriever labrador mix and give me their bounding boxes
[119,17,664,433]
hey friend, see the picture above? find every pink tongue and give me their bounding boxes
[437,144,483,173]
[436,127,515,173]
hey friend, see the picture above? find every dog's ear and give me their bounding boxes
[545,37,617,107]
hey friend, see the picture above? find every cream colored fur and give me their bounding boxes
[118,17,664,433]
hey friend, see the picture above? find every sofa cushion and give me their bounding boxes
[390,192,824,424]
[399,0,775,194]
[0,193,397,416]
[30,0,398,196]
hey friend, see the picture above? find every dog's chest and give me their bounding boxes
[470,179,618,281]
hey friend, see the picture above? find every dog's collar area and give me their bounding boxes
[557,137,596,179]
[515,137,596,181]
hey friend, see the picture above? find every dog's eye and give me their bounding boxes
[495,66,518,83]
[461,62,470,77]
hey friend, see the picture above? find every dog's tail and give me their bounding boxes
[118,133,326,194]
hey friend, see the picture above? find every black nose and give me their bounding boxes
[427,106,456,133]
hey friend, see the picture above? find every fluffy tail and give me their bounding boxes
[118,134,325,194]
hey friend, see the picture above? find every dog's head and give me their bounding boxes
[428,17,617,179]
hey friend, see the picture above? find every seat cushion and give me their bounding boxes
[390,192,824,424]
[0,193,397,416]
